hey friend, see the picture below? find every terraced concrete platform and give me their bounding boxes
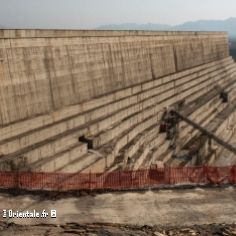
[0,29,236,174]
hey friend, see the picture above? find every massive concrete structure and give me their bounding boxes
[0,29,235,173]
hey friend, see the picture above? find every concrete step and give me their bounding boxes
[1,58,230,144]
[0,59,233,159]
[178,79,236,147]
[138,79,236,169]
[58,151,103,173]
[131,91,228,169]
[23,133,83,166]
[168,86,236,167]
[90,64,236,149]
[70,66,236,173]
[96,68,236,164]
[109,124,162,171]
[2,59,234,173]
[29,142,88,172]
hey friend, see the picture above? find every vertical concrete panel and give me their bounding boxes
[0,30,230,125]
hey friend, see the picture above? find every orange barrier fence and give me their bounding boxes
[0,166,235,191]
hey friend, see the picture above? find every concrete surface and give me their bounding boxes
[0,29,235,174]
[0,30,229,125]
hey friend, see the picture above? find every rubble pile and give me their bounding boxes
[0,222,235,236]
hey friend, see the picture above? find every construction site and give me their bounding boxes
[0,29,235,235]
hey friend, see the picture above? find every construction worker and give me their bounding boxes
[159,107,168,133]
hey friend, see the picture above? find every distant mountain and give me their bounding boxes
[175,18,236,38]
[97,23,171,31]
[0,24,5,29]
[97,17,236,38]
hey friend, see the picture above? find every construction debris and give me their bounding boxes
[0,222,235,236]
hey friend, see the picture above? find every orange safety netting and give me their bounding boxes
[0,166,235,191]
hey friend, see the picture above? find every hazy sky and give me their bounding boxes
[0,0,235,29]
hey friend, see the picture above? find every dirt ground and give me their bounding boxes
[0,186,235,235]
[0,222,236,236]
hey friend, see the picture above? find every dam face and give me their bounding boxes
[0,30,235,173]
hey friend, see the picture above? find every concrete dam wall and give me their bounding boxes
[0,30,229,125]
[0,30,235,173]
